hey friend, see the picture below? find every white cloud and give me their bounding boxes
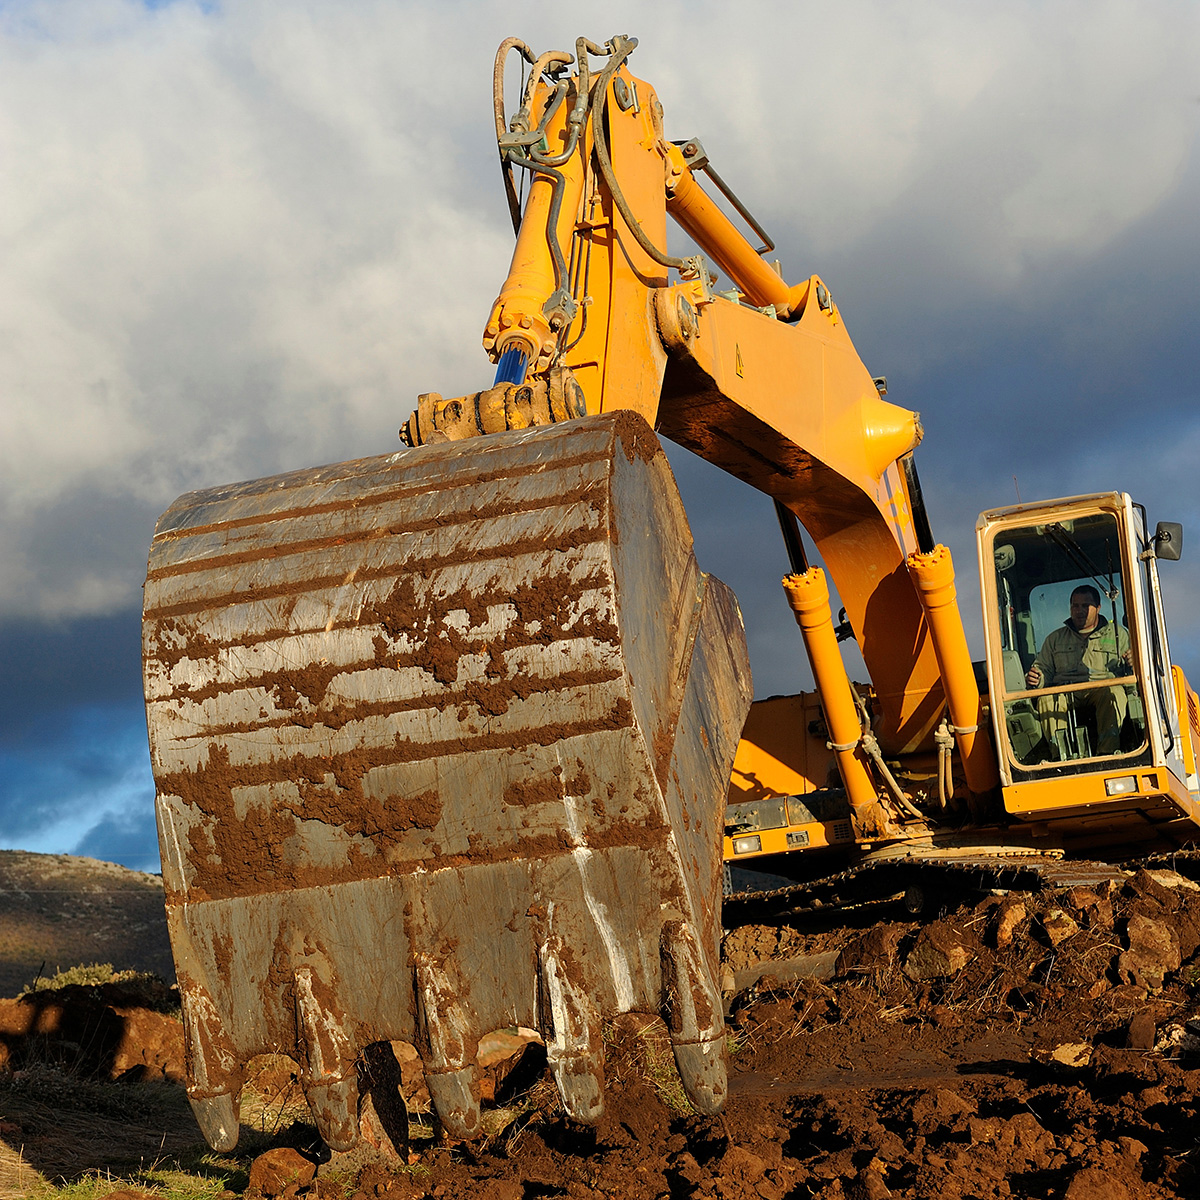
[0,0,1197,619]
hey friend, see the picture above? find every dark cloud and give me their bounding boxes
[0,611,143,741]
[71,802,161,875]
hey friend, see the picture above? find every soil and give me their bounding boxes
[4,864,1200,1197]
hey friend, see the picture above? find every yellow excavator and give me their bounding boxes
[142,34,1199,1155]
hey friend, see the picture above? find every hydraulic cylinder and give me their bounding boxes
[907,545,1000,795]
[781,567,880,818]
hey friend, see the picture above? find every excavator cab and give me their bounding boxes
[978,494,1200,834]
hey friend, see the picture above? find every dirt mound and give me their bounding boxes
[306,866,1200,1199]
[0,851,174,997]
[4,866,1200,1196]
[0,976,183,1081]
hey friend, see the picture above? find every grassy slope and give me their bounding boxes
[0,852,174,998]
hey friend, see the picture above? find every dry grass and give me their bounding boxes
[0,1051,325,1198]
[0,1077,226,1199]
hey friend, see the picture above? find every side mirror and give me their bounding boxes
[1154,521,1183,562]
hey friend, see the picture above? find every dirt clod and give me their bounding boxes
[902,921,972,980]
[250,1146,317,1195]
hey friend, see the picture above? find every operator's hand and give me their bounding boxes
[1025,664,1043,688]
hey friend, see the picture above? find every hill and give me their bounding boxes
[0,850,173,997]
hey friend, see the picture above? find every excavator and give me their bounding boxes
[141,34,1199,1158]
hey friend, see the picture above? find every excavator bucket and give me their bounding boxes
[143,410,752,1150]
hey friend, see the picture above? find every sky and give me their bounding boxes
[1,0,1198,873]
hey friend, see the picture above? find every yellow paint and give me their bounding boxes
[781,568,883,823]
[1003,768,1198,823]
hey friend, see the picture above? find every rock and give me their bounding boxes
[903,925,972,980]
[1125,869,1177,910]
[848,1166,892,1199]
[1034,1042,1091,1066]
[992,899,1027,949]
[836,925,905,978]
[1117,915,1181,990]
[248,1147,316,1196]
[1117,1136,1148,1161]
[1064,1166,1129,1200]
[1126,1011,1156,1049]
[1145,869,1200,892]
[1040,908,1079,946]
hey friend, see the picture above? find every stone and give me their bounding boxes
[1125,869,1177,910]
[1043,1042,1091,1066]
[248,1147,316,1197]
[903,925,972,980]
[1125,1011,1156,1050]
[1064,1167,1129,1200]
[1117,1137,1148,1161]
[1117,915,1181,990]
[993,900,1027,949]
[1040,908,1079,946]
[849,1167,893,1200]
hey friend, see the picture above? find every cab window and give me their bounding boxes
[990,512,1147,769]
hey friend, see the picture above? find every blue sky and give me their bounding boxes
[2,0,1199,872]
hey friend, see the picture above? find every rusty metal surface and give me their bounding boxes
[143,410,752,1148]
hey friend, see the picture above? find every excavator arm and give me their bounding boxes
[412,35,996,790]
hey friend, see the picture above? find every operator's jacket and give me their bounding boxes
[1031,615,1131,685]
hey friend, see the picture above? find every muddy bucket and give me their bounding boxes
[143,411,751,1149]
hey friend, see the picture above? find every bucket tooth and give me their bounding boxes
[294,966,361,1151]
[660,919,727,1115]
[188,1092,239,1153]
[415,956,482,1139]
[181,985,243,1149]
[538,937,605,1123]
[304,1078,360,1152]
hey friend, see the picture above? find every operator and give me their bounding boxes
[1025,585,1133,756]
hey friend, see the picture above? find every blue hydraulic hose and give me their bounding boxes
[493,345,529,386]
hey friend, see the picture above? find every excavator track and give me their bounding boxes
[724,852,1132,923]
[725,846,1200,924]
